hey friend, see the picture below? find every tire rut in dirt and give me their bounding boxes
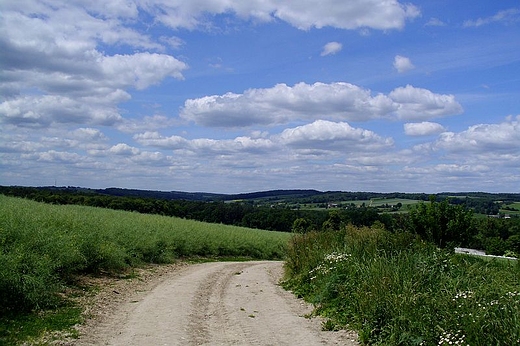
[187,262,252,345]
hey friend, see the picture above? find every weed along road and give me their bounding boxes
[75,261,357,345]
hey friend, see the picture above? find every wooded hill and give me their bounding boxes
[3,185,519,204]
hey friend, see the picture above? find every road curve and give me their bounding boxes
[76,261,357,346]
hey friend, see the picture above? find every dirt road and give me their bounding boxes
[75,261,358,346]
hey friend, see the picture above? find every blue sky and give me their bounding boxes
[1,0,519,193]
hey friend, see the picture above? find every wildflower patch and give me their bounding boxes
[309,252,351,280]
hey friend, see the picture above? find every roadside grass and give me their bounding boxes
[283,225,520,345]
[0,305,82,345]
[0,195,291,344]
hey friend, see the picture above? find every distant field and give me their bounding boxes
[501,202,520,215]
[300,198,420,210]
[365,198,419,207]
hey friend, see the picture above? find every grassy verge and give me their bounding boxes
[0,195,291,344]
[0,306,82,345]
[283,225,520,345]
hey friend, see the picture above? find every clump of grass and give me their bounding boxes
[283,224,520,345]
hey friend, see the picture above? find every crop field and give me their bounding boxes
[0,195,291,315]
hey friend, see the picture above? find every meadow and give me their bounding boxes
[298,198,420,212]
[0,195,290,315]
[501,202,520,216]
[284,225,520,345]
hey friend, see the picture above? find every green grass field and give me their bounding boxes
[0,195,291,344]
[501,202,520,215]
[300,198,420,210]
[363,198,419,211]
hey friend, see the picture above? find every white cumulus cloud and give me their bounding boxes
[101,53,188,90]
[134,120,394,158]
[0,3,188,129]
[389,85,463,121]
[147,0,420,31]
[278,120,394,152]
[404,122,446,136]
[0,95,124,127]
[109,143,141,156]
[133,132,189,150]
[425,18,446,27]
[180,82,397,126]
[434,115,520,153]
[321,42,343,56]
[181,82,463,127]
[393,55,415,73]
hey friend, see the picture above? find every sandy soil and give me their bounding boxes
[72,261,358,346]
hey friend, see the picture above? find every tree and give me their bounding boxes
[506,234,520,255]
[485,237,508,256]
[292,218,311,234]
[407,197,475,248]
[322,211,342,231]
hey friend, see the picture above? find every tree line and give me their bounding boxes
[0,186,387,232]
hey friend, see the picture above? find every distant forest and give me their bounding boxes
[2,185,519,213]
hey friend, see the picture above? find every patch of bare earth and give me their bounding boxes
[58,261,358,346]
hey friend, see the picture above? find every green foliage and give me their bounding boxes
[472,217,520,256]
[0,246,60,312]
[0,195,291,315]
[284,225,520,345]
[291,218,312,234]
[322,211,342,231]
[507,235,520,255]
[406,198,475,248]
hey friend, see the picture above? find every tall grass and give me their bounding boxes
[0,195,290,314]
[284,224,520,345]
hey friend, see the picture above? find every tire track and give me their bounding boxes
[187,262,251,345]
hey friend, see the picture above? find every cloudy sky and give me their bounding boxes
[1,1,519,193]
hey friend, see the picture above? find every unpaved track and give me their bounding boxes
[76,261,357,345]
